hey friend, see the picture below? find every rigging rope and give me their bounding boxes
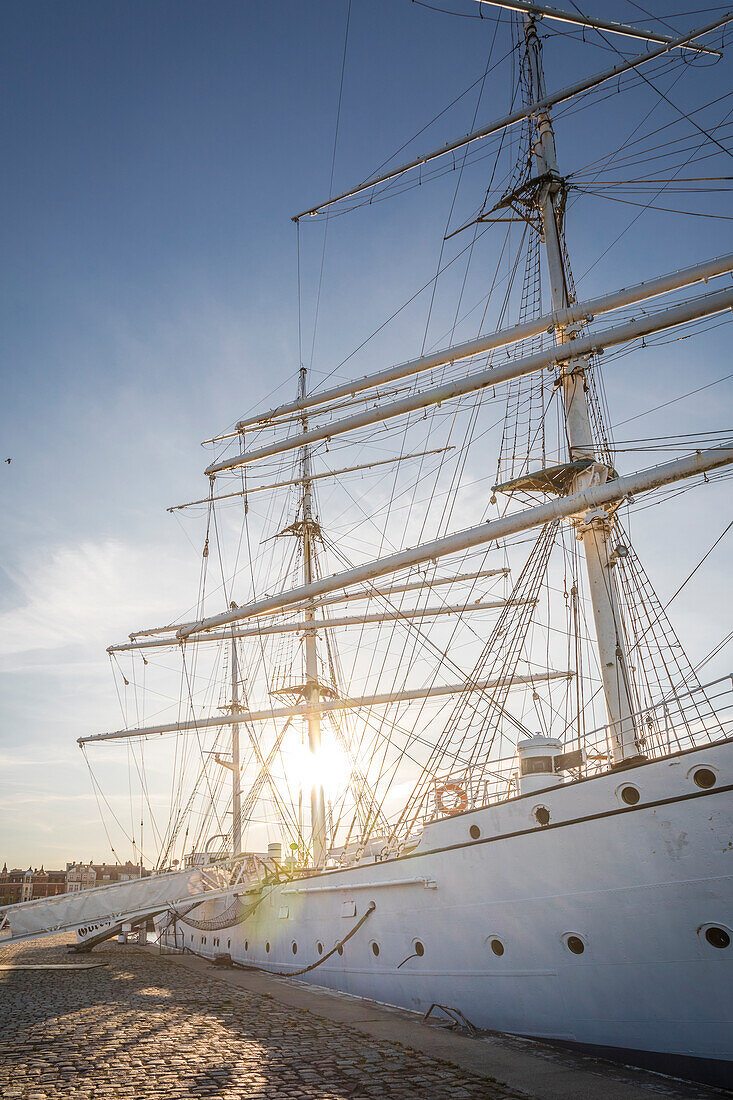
[392,523,558,846]
[174,890,268,932]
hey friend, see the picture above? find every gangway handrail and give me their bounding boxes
[0,855,268,946]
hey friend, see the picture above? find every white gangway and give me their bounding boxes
[0,857,263,948]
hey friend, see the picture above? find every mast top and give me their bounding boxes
[291,12,730,221]
[477,0,722,54]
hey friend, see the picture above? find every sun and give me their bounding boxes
[285,731,351,798]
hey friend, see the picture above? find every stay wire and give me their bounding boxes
[566,0,730,161]
[420,15,502,355]
[663,517,733,612]
[307,0,352,372]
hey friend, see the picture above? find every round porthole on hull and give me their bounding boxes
[702,925,730,949]
[485,933,505,957]
[470,824,481,840]
[620,785,640,805]
[692,767,716,789]
[563,933,586,955]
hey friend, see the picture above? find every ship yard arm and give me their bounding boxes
[203,287,733,475]
[230,252,733,430]
[155,448,733,636]
[475,0,722,53]
[87,447,733,749]
[79,672,574,744]
[108,600,532,653]
[290,11,731,222]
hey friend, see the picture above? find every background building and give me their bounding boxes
[0,865,66,906]
[65,860,146,892]
[0,859,147,906]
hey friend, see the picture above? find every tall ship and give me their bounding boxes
[2,1,732,1088]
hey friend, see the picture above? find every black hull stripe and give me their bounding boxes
[400,779,733,864]
[292,780,733,886]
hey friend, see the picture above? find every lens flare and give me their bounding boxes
[287,733,350,797]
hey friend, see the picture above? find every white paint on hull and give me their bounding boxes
[161,739,733,1066]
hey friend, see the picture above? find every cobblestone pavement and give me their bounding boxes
[0,935,522,1099]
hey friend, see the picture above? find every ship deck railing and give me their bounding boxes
[425,674,732,821]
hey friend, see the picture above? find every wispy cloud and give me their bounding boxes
[0,752,75,768]
[0,792,99,806]
[0,538,195,661]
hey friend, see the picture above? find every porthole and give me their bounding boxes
[620,785,640,806]
[566,935,585,955]
[534,806,550,826]
[414,940,425,957]
[316,941,323,955]
[337,944,344,956]
[292,941,298,955]
[705,926,730,949]
[371,942,380,957]
[265,941,270,953]
[469,824,481,840]
[490,938,504,957]
[693,767,716,790]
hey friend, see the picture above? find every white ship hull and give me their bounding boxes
[162,737,733,1087]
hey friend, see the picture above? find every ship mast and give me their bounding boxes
[299,365,328,865]
[523,15,640,766]
[214,618,243,855]
[230,629,242,854]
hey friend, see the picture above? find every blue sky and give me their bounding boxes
[1,0,731,868]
